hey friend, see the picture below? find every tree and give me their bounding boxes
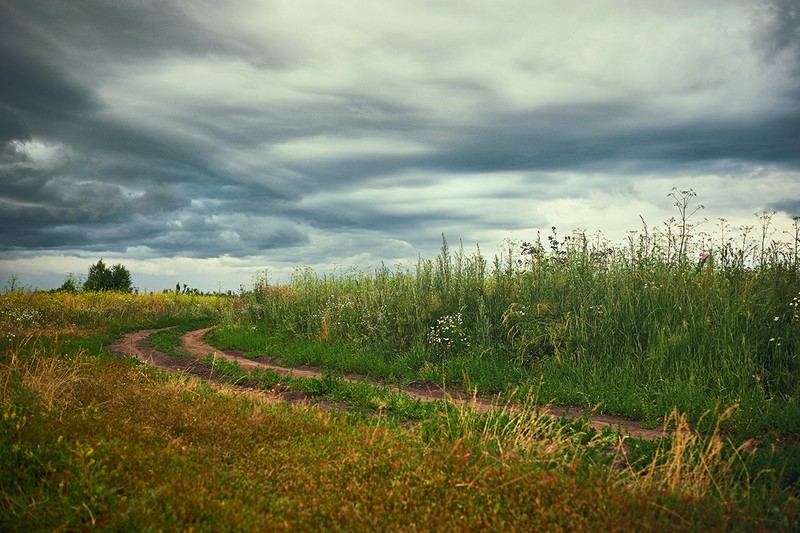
[110,263,133,293]
[58,272,83,293]
[83,259,133,292]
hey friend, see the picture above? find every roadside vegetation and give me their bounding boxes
[214,192,800,436]
[1,190,799,528]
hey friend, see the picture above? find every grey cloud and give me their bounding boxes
[753,0,800,63]
[268,97,800,190]
[128,218,308,259]
[0,1,296,70]
[285,195,517,238]
[234,221,309,253]
[419,104,800,174]
[769,198,800,217]
[0,42,97,120]
[752,0,800,104]
[1,151,131,227]
[0,108,28,142]
[133,185,192,215]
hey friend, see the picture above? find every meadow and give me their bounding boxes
[213,205,800,436]
[2,196,799,529]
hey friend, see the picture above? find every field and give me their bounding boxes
[2,211,800,529]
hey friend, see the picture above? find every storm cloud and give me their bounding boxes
[1,0,798,291]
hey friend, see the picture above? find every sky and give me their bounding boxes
[1,0,799,293]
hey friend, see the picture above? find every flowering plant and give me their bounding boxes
[427,312,470,355]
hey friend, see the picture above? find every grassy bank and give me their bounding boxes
[215,213,800,435]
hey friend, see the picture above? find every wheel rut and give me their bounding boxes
[108,327,667,441]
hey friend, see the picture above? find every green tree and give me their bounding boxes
[58,272,83,293]
[83,259,133,292]
[110,263,133,292]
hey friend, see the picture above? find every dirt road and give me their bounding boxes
[109,327,666,440]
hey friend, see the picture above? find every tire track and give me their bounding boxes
[110,327,667,440]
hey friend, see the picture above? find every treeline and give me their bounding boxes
[57,259,133,293]
[46,260,235,296]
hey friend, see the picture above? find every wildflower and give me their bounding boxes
[699,252,706,260]
[774,316,780,321]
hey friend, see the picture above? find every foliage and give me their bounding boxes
[83,259,133,293]
[3,275,24,294]
[58,272,83,293]
[1,284,798,529]
[0,291,232,344]
[220,201,800,435]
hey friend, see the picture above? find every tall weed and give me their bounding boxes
[226,205,800,433]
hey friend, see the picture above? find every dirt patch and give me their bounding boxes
[542,407,664,440]
[107,327,317,405]
[405,380,462,400]
[181,328,327,380]
[106,327,205,376]
[108,327,667,441]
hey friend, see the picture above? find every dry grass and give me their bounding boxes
[2,336,88,411]
[620,407,755,506]
[438,386,624,468]
[439,388,762,511]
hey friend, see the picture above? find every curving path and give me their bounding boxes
[109,327,667,441]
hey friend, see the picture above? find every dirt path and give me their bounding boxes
[107,328,206,376]
[110,327,666,440]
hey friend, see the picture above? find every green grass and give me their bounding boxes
[207,325,529,391]
[217,219,800,436]
[198,353,438,423]
[147,318,216,356]
[2,197,800,528]
[3,325,798,530]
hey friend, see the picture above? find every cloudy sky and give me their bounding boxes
[1,0,799,292]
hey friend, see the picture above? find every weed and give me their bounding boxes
[209,192,800,435]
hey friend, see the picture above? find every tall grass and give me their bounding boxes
[222,204,800,434]
[0,291,231,339]
[2,317,796,529]
[1,271,798,528]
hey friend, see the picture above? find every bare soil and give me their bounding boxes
[108,327,667,440]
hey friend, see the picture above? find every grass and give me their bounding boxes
[216,207,800,436]
[2,194,799,528]
[147,318,216,356]
[206,326,530,390]
[2,320,798,529]
[197,353,439,422]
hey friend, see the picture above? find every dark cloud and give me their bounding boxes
[0,1,295,70]
[753,0,800,63]
[132,185,191,215]
[120,216,309,259]
[1,1,797,290]
[769,198,800,217]
[274,97,800,187]
[0,42,97,120]
[752,0,800,104]
[0,108,28,142]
